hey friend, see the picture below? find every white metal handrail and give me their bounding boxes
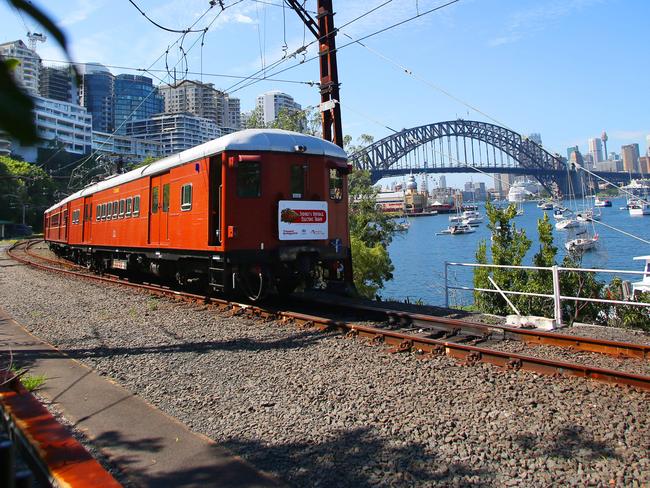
[444,261,650,327]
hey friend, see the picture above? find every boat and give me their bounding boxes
[394,220,410,231]
[553,208,569,220]
[462,217,481,226]
[555,218,585,231]
[437,223,476,235]
[449,209,482,224]
[594,197,612,207]
[628,200,650,216]
[537,201,554,210]
[565,234,598,253]
[576,208,601,222]
[632,255,650,294]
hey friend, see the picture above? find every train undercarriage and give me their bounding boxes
[48,243,352,301]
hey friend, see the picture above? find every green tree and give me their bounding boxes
[0,156,56,231]
[473,202,531,314]
[604,278,650,331]
[348,168,395,299]
[518,212,557,317]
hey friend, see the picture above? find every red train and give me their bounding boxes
[44,129,352,300]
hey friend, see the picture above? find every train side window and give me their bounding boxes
[162,183,170,212]
[237,162,261,198]
[290,165,305,198]
[100,203,105,220]
[72,209,79,224]
[329,168,343,201]
[180,184,192,211]
[96,205,100,221]
[152,187,159,214]
[126,197,132,217]
[113,201,118,218]
[119,199,125,217]
[134,196,140,216]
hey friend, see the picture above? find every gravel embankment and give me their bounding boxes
[0,257,649,487]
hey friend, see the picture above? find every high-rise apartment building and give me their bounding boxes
[12,96,92,162]
[126,113,220,155]
[159,80,241,131]
[79,63,115,132]
[113,74,163,133]
[39,66,77,103]
[0,40,41,95]
[256,91,301,125]
[621,143,640,173]
[588,137,604,164]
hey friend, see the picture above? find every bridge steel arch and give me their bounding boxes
[349,120,573,195]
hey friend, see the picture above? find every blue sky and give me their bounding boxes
[2,0,649,187]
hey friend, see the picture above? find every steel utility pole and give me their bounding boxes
[286,0,343,148]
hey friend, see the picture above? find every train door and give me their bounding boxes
[82,196,92,242]
[148,173,170,245]
[209,157,222,246]
[62,206,69,241]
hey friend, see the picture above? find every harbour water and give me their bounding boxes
[382,198,650,306]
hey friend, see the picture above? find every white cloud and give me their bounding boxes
[489,0,605,47]
[59,0,104,27]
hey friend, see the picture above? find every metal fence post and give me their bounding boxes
[552,265,562,328]
[444,262,449,308]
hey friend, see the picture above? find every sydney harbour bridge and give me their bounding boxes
[348,120,641,197]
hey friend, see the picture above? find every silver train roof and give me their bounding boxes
[46,129,348,213]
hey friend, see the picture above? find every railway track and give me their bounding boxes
[7,239,650,391]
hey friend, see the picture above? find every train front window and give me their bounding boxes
[329,168,343,201]
[290,165,305,198]
[152,187,159,213]
[237,162,261,198]
[162,183,170,212]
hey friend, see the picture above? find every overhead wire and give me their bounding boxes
[227,0,459,95]
[127,0,213,33]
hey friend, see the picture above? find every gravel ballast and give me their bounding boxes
[0,257,649,487]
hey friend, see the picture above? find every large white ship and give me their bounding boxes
[507,178,539,202]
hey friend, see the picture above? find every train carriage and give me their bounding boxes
[44,129,352,300]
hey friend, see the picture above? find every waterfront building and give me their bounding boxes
[11,96,92,162]
[125,113,220,155]
[622,143,640,173]
[39,66,77,103]
[159,80,241,131]
[114,74,163,134]
[588,137,604,164]
[528,133,542,145]
[0,40,41,95]
[256,91,302,125]
[92,130,162,160]
[79,63,115,132]
[595,160,621,172]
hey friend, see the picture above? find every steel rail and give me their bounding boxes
[7,241,650,391]
[304,298,650,361]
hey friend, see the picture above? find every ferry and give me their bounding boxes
[594,197,612,207]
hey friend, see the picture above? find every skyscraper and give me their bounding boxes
[528,133,542,145]
[39,66,77,103]
[588,138,604,164]
[79,63,115,132]
[646,134,650,156]
[114,74,163,133]
[567,145,579,161]
[621,143,640,173]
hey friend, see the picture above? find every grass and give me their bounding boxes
[10,367,46,392]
